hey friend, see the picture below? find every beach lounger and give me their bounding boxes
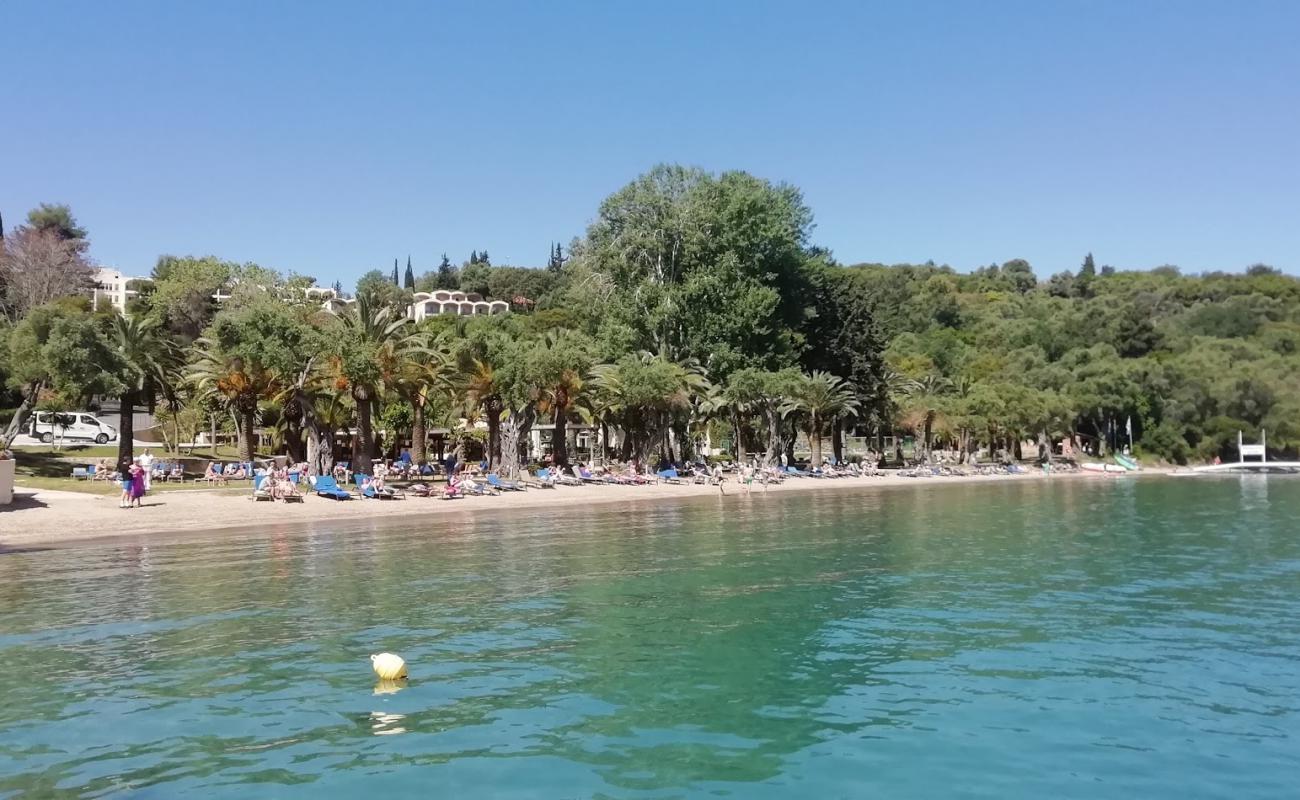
[354,474,404,499]
[487,474,525,492]
[408,482,461,499]
[656,468,683,484]
[313,475,354,500]
[547,467,581,486]
[251,474,275,501]
[520,469,554,489]
[71,465,93,480]
[458,480,496,496]
[574,466,606,484]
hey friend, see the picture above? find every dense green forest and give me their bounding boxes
[3,164,1298,473]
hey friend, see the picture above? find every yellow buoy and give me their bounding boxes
[370,652,408,680]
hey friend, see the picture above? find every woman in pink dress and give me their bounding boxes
[130,463,146,507]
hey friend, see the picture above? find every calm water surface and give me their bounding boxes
[1,477,1298,798]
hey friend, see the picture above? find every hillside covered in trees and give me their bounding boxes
[2,164,1298,470]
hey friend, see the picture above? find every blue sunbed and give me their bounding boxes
[313,475,353,500]
[487,474,525,492]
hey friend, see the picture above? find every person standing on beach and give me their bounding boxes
[119,465,134,508]
[130,462,146,507]
[140,450,154,491]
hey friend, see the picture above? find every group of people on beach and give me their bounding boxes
[117,451,155,508]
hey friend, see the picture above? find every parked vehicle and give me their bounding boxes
[29,411,119,444]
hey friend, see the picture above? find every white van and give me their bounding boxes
[29,411,119,444]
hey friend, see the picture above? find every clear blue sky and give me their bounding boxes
[3,1,1297,287]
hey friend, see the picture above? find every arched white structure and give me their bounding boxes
[408,290,510,321]
[320,290,509,320]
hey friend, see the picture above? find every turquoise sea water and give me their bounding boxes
[1,477,1298,798]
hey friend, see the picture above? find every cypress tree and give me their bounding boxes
[470,250,479,265]
[478,250,490,266]
[437,253,456,289]
[1076,252,1097,298]
[547,242,565,272]
[392,258,400,285]
[404,255,415,289]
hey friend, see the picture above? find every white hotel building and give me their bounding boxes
[93,269,510,319]
[91,268,144,314]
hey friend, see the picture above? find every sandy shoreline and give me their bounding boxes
[1,469,1155,549]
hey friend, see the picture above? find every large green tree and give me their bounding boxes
[331,294,416,467]
[578,164,814,379]
[108,315,180,472]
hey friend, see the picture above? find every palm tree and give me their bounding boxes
[311,394,354,472]
[781,371,860,467]
[331,294,415,468]
[392,331,454,467]
[591,351,710,465]
[461,354,504,467]
[270,356,322,468]
[723,367,800,466]
[108,315,180,473]
[533,330,593,467]
[189,341,277,462]
[902,374,952,463]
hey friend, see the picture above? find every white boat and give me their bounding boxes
[1081,462,1129,474]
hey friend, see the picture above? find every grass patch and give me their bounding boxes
[12,474,249,496]
[9,447,259,492]
[11,444,253,460]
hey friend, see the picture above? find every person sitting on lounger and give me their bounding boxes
[277,478,302,500]
[460,472,495,495]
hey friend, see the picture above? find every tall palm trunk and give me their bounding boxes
[116,389,138,473]
[764,404,781,466]
[552,403,569,466]
[354,392,374,471]
[238,407,256,462]
[498,408,535,479]
[305,408,322,475]
[284,407,305,463]
[410,399,427,465]
[485,400,502,467]
[831,418,844,464]
[809,411,823,466]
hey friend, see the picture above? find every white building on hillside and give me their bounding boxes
[410,290,509,321]
[319,290,509,320]
[92,268,148,314]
